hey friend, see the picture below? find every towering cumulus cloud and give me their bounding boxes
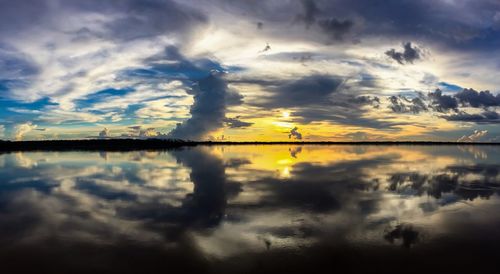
[124,46,243,140]
[14,122,37,141]
[167,71,229,140]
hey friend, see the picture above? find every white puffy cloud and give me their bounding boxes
[457,130,488,142]
[14,122,37,141]
[139,128,159,138]
[0,125,5,138]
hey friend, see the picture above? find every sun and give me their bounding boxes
[282,111,290,118]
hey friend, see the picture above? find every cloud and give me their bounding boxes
[455,88,500,108]
[167,71,232,140]
[297,0,320,28]
[224,117,253,129]
[388,89,500,125]
[14,122,37,141]
[0,0,207,41]
[101,0,207,41]
[98,128,111,139]
[0,125,5,138]
[385,42,421,65]
[444,111,500,124]
[1,0,500,141]
[139,128,159,138]
[204,0,500,49]
[0,44,39,84]
[123,46,243,140]
[260,74,343,108]
[457,130,488,142]
[241,74,401,129]
[0,0,210,129]
[258,43,271,53]
[428,89,458,112]
[296,0,354,41]
[122,126,159,138]
[317,18,354,41]
[342,131,370,141]
[389,95,428,114]
[288,127,303,140]
[126,126,142,136]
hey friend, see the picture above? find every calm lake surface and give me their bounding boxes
[1,145,500,273]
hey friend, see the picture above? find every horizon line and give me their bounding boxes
[1,139,500,146]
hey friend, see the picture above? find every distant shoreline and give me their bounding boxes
[1,139,499,152]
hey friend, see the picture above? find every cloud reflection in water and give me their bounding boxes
[0,145,500,273]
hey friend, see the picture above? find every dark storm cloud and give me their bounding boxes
[0,44,40,93]
[4,0,499,50]
[455,88,500,108]
[209,0,500,49]
[296,0,355,41]
[167,72,233,140]
[224,117,253,129]
[443,111,500,124]
[297,0,320,28]
[0,0,207,41]
[389,88,500,125]
[334,0,500,48]
[317,18,354,41]
[428,89,458,112]
[99,0,207,41]
[389,95,428,114]
[385,42,421,65]
[0,44,39,77]
[263,74,343,107]
[0,0,51,37]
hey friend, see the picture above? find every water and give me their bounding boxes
[1,145,500,273]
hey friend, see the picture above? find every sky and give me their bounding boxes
[1,0,500,141]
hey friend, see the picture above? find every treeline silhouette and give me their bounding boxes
[0,139,194,152]
[0,139,499,152]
